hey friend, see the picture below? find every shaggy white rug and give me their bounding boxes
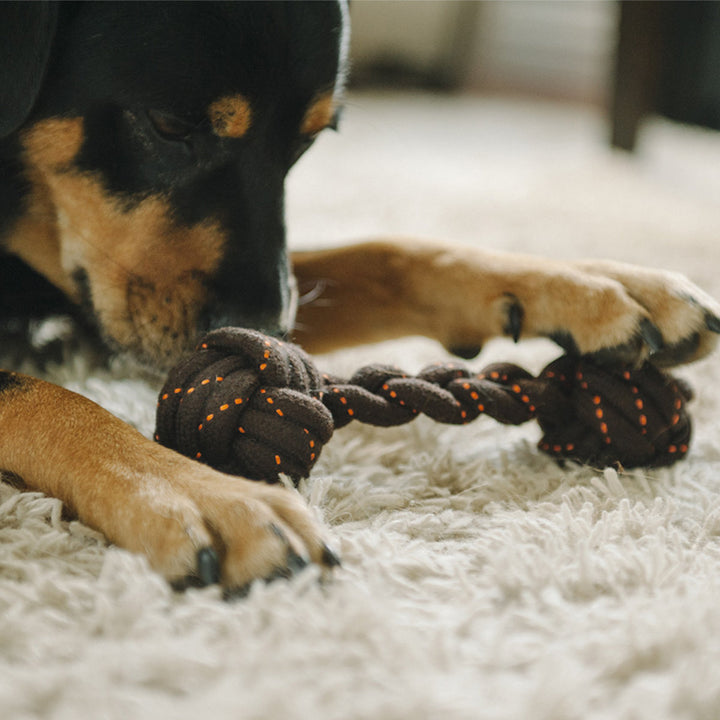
[2,92,720,719]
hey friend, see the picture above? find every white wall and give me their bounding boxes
[350,1,619,104]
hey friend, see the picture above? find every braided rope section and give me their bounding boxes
[155,328,693,483]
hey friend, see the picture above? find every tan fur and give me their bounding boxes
[19,117,84,168]
[300,93,335,137]
[3,164,76,298]
[292,239,718,363]
[5,119,83,297]
[0,373,329,585]
[17,119,227,367]
[208,95,253,138]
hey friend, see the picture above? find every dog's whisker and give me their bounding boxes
[298,280,328,306]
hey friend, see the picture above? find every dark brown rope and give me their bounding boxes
[155,328,693,483]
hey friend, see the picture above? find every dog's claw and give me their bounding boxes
[256,549,308,585]
[321,542,342,568]
[170,546,221,591]
[503,297,524,343]
[223,584,251,602]
[639,318,664,355]
[270,522,311,575]
[706,312,720,333]
[197,546,221,586]
[223,542,311,601]
[287,547,310,574]
[270,522,289,543]
[548,331,580,355]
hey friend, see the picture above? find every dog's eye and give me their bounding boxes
[147,109,196,142]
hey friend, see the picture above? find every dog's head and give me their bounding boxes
[0,1,349,368]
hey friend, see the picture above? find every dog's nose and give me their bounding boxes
[199,263,297,341]
[199,243,297,342]
[198,306,291,340]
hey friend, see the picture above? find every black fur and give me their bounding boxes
[0,1,345,340]
[0,371,22,393]
[0,3,58,138]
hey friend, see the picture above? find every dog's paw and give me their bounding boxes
[3,373,339,596]
[563,260,720,366]
[106,448,339,595]
[442,254,719,367]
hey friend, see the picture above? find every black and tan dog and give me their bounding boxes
[1,1,718,591]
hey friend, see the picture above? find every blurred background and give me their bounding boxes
[350,0,720,150]
[351,0,615,103]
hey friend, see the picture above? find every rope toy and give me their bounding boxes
[155,328,693,483]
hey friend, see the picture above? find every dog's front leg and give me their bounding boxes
[0,372,336,589]
[292,239,719,366]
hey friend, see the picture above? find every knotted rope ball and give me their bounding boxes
[155,328,693,483]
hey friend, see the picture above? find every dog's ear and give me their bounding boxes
[0,1,58,138]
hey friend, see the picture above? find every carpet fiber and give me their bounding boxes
[2,92,720,719]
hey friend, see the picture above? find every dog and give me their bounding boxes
[1,1,719,592]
